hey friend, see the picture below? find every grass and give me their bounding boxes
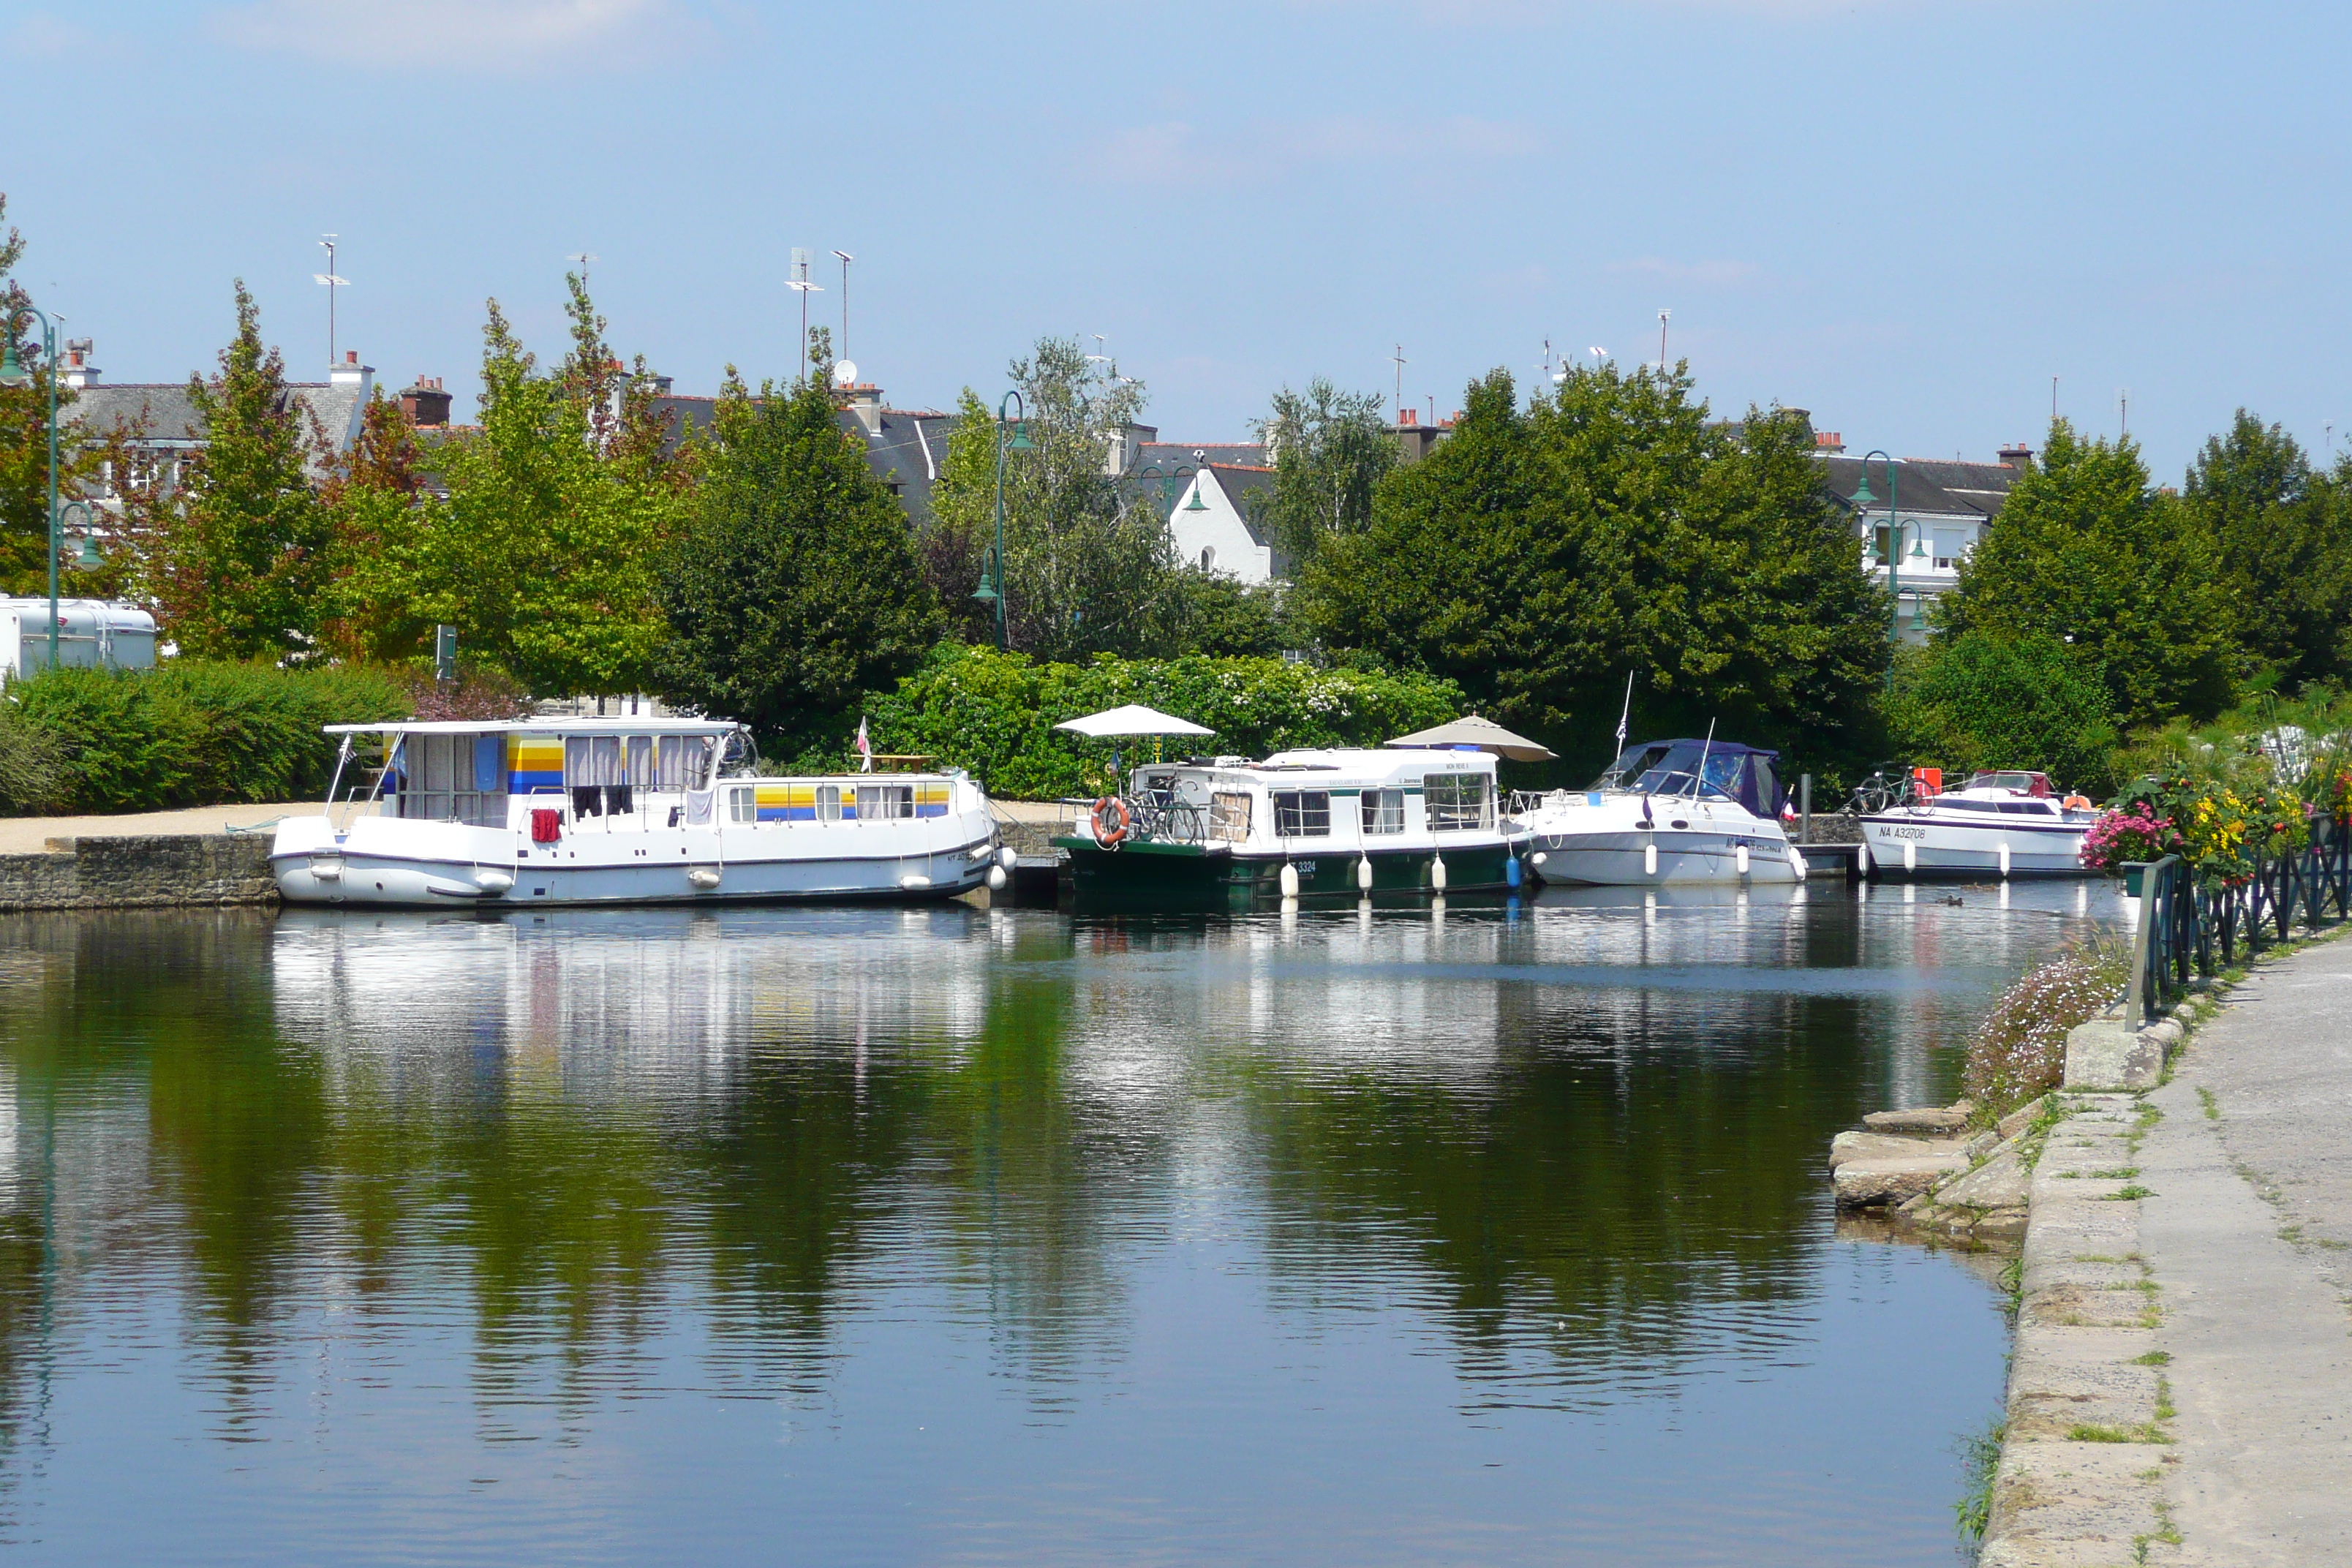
[1952,1414,2005,1549]
[2197,1086,2220,1120]
[2068,1421,2172,1444]
[2105,1185,2157,1202]
[2091,1166,2143,1180]
[2131,1349,2172,1366]
[2134,1499,2185,1564]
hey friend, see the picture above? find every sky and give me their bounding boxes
[4,0,2348,478]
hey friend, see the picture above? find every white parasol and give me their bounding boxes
[1385,714,1557,763]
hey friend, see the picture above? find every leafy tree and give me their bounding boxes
[657,371,942,758]
[129,282,332,659]
[1299,363,1889,779]
[1888,630,2119,794]
[2182,410,2352,688]
[1940,418,2234,729]
[927,337,1178,660]
[1169,570,1296,657]
[0,195,90,598]
[344,287,685,696]
[1249,377,1394,574]
[316,390,431,663]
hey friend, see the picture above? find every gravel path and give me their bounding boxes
[0,802,312,855]
[2141,935,2352,1564]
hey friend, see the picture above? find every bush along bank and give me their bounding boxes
[866,645,1466,800]
[0,661,410,815]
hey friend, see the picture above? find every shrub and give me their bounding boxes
[867,644,1466,799]
[0,708,69,815]
[1961,938,2130,1119]
[2,660,409,815]
[1891,630,2120,796]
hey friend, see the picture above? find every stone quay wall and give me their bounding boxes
[0,834,278,911]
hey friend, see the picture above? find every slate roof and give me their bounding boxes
[642,394,957,524]
[1815,453,2024,520]
[67,377,374,480]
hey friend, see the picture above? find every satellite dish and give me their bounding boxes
[833,359,858,388]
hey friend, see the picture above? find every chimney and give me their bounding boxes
[1398,408,1419,427]
[1998,442,2034,470]
[330,349,372,390]
[401,376,452,427]
[1813,431,1845,454]
[61,338,98,388]
[846,383,884,436]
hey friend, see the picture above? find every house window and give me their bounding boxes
[1200,546,1215,570]
[856,784,914,821]
[1423,772,1493,832]
[1360,788,1405,834]
[1271,790,1330,837]
[1210,791,1252,842]
[728,786,755,823]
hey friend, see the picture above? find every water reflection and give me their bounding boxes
[0,883,2111,1564]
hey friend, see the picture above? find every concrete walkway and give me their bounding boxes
[0,802,311,855]
[2141,935,2352,1564]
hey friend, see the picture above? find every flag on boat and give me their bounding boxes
[856,716,872,772]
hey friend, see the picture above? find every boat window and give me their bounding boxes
[856,784,914,821]
[1424,772,1493,832]
[816,785,843,821]
[1593,743,1672,790]
[627,736,656,788]
[1749,758,1780,816]
[396,731,509,826]
[1210,792,1252,842]
[1999,800,2057,815]
[728,785,755,824]
[1361,788,1405,834]
[655,735,716,791]
[1272,790,1331,837]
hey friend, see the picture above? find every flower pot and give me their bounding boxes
[2120,862,2146,898]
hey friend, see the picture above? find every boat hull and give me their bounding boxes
[272,812,996,908]
[1517,792,1801,886]
[1856,812,2090,878]
[1053,836,1526,907]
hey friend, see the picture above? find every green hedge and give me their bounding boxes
[0,661,410,815]
[867,645,1466,799]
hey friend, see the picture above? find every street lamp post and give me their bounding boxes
[1851,449,1925,685]
[0,301,64,671]
[970,391,1032,650]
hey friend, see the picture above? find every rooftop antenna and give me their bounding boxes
[568,251,598,290]
[832,249,853,368]
[785,248,823,379]
[313,235,348,366]
[1391,344,1406,420]
[1588,346,1607,372]
[1088,333,1109,363]
[2119,388,2129,437]
[1656,308,1671,374]
[2051,375,2059,421]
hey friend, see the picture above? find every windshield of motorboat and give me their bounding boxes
[1962,769,2051,796]
[1634,745,1748,803]
[1590,742,1674,791]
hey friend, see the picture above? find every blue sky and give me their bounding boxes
[6,0,2348,478]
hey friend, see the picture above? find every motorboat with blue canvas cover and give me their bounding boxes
[1515,736,1804,886]
[271,717,1005,908]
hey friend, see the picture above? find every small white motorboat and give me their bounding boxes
[1855,769,2095,880]
[1515,737,1805,886]
[271,717,1004,908]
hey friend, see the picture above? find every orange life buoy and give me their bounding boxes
[1090,796,1131,847]
[2062,794,2092,811]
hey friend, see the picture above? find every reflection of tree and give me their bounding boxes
[1241,984,1879,1403]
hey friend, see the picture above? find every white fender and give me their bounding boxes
[1735,844,1750,876]
[898,874,933,890]
[1644,841,1659,877]
[473,869,516,893]
[986,864,1008,890]
[999,844,1019,871]
[1430,856,1447,892]
[309,859,344,883]
[1902,839,1917,874]
[1786,846,1806,879]
[1530,851,1547,867]
[1357,856,1374,892]
[687,867,722,890]
[1857,836,1872,875]
[1279,862,1300,898]
[1998,841,2012,880]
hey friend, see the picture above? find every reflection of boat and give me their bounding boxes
[1515,739,1803,886]
[1052,747,1531,905]
[1857,769,2094,880]
[271,718,1002,908]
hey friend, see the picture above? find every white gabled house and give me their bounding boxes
[1166,462,1283,584]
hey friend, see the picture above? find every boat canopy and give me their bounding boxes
[323,717,745,737]
[1594,737,1784,818]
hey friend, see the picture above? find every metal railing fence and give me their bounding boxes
[2126,817,2352,1025]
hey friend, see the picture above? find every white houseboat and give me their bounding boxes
[1515,737,1805,886]
[271,718,1003,908]
[1858,769,2095,879]
[1052,746,1532,904]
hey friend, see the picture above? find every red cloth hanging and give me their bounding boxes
[530,808,563,844]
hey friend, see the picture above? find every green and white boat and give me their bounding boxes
[1052,746,1532,905]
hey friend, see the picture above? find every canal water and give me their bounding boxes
[0,881,2115,1565]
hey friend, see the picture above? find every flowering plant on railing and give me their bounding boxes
[2127,773,2311,883]
[2078,804,2178,871]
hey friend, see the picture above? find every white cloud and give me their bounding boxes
[1090,116,1542,184]
[208,0,714,71]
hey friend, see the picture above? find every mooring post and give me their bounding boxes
[1799,774,1812,846]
